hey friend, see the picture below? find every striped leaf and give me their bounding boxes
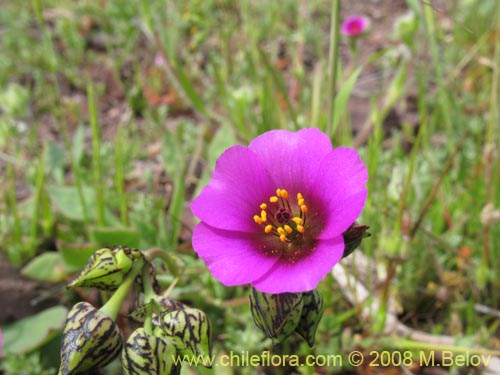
[121,328,180,375]
[158,307,212,366]
[69,247,143,291]
[295,289,325,347]
[249,288,304,344]
[58,302,122,375]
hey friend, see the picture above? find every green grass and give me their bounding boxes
[0,0,499,374]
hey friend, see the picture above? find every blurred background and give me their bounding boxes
[0,0,499,374]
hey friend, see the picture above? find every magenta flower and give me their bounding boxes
[341,16,370,37]
[191,129,367,294]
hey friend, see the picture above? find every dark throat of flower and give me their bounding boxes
[254,188,315,263]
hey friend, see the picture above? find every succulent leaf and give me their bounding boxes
[249,288,304,344]
[295,289,325,347]
[158,307,212,366]
[58,302,123,375]
[121,327,179,375]
[69,247,143,291]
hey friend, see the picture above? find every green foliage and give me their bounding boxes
[1,306,68,355]
[0,0,499,373]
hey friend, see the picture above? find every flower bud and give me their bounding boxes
[129,297,186,324]
[59,302,123,375]
[249,288,304,344]
[158,307,212,365]
[342,222,370,259]
[69,247,143,291]
[121,327,180,375]
[295,289,325,347]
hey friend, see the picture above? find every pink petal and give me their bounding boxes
[252,236,345,293]
[191,146,275,232]
[192,223,279,286]
[312,147,368,239]
[248,128,333,195]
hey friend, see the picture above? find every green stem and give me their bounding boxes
[326,0,341,137]
[87,82,105,226]
[142,266,156,334]
[100,266,140,320]
[144,248,181,277]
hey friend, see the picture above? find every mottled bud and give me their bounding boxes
[157,307,212,366]
[129,297,186,324]
[69,247,143,291]
[121,327,180,375]
[58,302,123,375]
[342,222,370,259]
[295,289,325,347]
[249,288,304,344]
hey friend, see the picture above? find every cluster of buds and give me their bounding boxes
[58,246,212,375]
[250,223,369,345]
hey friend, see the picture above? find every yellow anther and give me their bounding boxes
[292,217,302,225]
[260,203,267,210]
[297,225,305,233]
[280,189,289,199]
[279,234,287,243]
[270,196,278,203]
[264,224,273,233]
[284,225,293,234]
[260,210,267,222]
[297,193,304,200]
[254,215,263,224]
[300,204,308,213]
[276,188,282,196]
[298,198,305,206]
[277,227,285,235]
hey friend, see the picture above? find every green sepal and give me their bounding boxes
[69,247,144,291]
[121,327,180,375]
[157,307,212,366]
[295,289,325,347]
[58,302,123,375]
[249,288,304,344]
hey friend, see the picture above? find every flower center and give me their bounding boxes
[253,188,308,244]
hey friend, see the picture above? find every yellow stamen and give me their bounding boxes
[270,196,278,203]
[298,198,305,206]
[284,225,293,234]
[260,210,267,222]
[280,189,289,199]
[277,227,285,235]
[279,234,287,243]
[264,224,273,233]
[297,193,303,200]
[292,217,302,225]
[297,225,304,233]
[254,215,263,224]
[300,204,308,213]
[276,188,282,196]
[260,203,267,210]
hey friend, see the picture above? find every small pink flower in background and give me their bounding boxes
[191,128,368,294]
[341,16,370,37]
[154,54,165,67]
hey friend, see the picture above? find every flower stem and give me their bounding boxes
[100,266,140,320]
[144,247,182,277]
